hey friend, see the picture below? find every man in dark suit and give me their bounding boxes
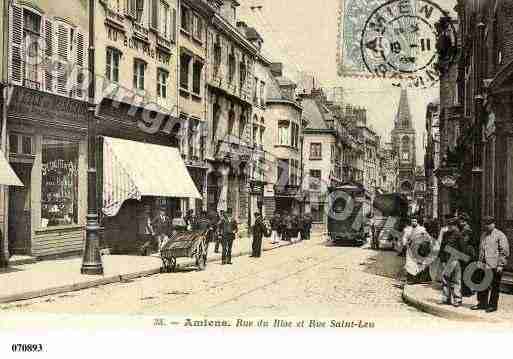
[471,216,510,313]
[220,208,238,264]
[251,212,266,258]
[214,210,224,253]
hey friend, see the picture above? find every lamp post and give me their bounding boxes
[81,0,103,274]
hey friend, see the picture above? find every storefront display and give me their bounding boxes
[41,138,79,227]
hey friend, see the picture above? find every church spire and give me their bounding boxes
[395,88,412,129]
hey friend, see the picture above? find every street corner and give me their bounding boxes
[402,282,513,324]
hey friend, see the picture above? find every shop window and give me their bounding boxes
[41,138,79,228]
[9,134,18,154]
[310,143,322,159]
[157,68,168,98]
[9,133,34,155]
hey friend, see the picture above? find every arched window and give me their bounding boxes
[401,136,410,161]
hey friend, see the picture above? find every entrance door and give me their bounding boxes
[8,163,32,256]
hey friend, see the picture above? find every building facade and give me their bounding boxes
[4,0,91,258]
[424,100,441,220]
[203,0,259,231]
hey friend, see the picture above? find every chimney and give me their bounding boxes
[270,63,283,77]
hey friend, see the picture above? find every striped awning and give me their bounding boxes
[0,150,23,186]
[102,137,201,217]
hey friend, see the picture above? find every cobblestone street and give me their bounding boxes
[2,233,511,330]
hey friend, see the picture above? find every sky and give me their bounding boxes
[238,0,457,165]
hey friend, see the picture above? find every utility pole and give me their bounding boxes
[81,0,103,274]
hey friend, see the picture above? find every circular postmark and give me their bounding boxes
[360,0,456,88]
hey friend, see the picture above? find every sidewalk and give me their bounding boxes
[403,282,513,323]
[0,233,306,304]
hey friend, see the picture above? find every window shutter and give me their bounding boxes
[43,18,54,92]
[9,4,23,85]
[56,23,69,95]
[75,31,85,98]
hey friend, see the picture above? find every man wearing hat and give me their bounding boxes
[220,208,238,264]
[471,216,510,312]
[251,212,266,258]
[439,217,465,306]
[152,205,173,252]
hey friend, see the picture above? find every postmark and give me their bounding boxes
[360,0,456,88]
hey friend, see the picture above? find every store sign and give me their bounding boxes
[8,86,88,123]
[107,25,171,65]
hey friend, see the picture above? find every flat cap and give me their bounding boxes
[483,216,495,225]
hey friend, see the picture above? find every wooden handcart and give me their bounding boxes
[160,229,209,272]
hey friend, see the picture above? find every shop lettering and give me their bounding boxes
[107,25,170,65]
[14,88,85,116]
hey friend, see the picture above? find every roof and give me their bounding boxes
[302,98,328,130]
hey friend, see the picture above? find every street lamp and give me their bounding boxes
[81,0,103,274]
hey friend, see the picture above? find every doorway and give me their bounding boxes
[8,163,32,256]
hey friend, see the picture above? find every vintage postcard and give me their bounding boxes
[1,0,513,355]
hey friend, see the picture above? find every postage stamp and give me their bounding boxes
[338,0,456,88]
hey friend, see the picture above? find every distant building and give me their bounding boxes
[391,88,416,200]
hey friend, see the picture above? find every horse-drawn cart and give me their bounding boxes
[160,229,209,272]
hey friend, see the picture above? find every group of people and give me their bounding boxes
[138,205,314,266]
[401,213,510,313]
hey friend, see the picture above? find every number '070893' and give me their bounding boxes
[11,344,44,352]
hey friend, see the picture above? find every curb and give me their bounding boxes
[0,237,300,305]
[402,284,502,323]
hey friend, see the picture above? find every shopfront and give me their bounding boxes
[6,86,88,258]
[99,136,201,254]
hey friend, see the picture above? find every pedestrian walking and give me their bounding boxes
[404,217,431,284]
[214,210,224,253]
[251,212,266,258]
[283,213,292,242]
[303,212,313,240]
[270,212,281,244]
[439,217,464,307]
[220,208,238,265]
[471,216,510,313]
